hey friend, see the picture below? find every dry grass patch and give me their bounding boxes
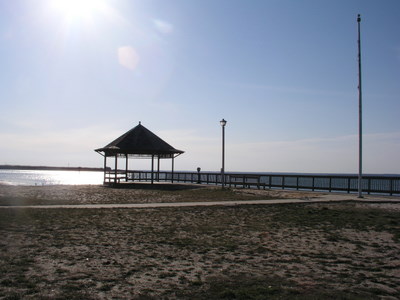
[0,184,321,206]
[1,198,399,299]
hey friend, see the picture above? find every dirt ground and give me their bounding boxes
[0,184,322,206]
[0,185,399,299]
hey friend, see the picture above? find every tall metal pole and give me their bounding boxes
[357,14,363,198]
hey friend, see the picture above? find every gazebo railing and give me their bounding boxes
[106,170,400,196]
[104,170,128,184]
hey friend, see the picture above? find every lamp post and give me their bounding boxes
[357,14,363,198]
[220,119,227,188]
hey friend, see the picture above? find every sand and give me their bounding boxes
[0,184,399,299]
[0,183,325,206]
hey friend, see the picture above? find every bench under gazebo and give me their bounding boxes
[95,122,184,185]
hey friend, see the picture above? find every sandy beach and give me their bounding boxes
[0,183,325,206]
[1,184,399,299]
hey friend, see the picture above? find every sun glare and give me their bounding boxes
[52,0,105,19]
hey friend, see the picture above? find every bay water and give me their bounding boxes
[0,169,103,186]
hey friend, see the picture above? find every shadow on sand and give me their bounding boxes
[104,182,204,191]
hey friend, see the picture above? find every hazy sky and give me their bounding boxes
[1,0,399,174]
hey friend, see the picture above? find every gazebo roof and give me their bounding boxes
[95,123,184,158]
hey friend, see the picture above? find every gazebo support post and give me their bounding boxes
[151,155,154,184]
[157,156,160,182]
[114,154,118,184]
[125,155,129,182]
[103,155,107,184]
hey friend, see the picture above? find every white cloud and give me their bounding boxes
[166,131,400,174]
[0,125,121,167]
[363,132,400,174]
[223,135,355,173]
[224,133,400,174]
[155,129,219,171]
[153,19,173,34]
[1,126,398,174]
[228,82,354,98]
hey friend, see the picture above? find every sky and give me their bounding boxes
[0,0,399,174]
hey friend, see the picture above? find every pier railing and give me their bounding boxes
[114,170,400,196]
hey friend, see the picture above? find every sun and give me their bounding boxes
[52,0,105,19]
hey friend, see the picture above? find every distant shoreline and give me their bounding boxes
[0,165,107,172]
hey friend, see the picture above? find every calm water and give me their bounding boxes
[0,170,103,186]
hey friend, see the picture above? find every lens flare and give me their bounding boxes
[118,46,140,70]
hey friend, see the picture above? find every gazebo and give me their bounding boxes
[95,122,184,185]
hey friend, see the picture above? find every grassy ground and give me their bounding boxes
[0,186,399,299]
[0,184,320,206]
